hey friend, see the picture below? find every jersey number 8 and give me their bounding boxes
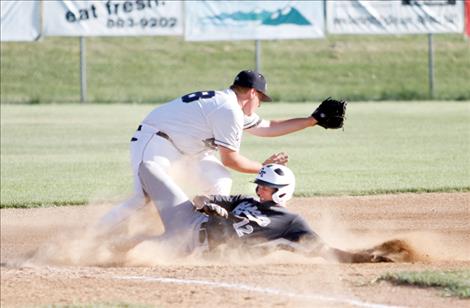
[182,91,215,103]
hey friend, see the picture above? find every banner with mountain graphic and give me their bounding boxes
[185,1,325,41]
[327,0,464,34]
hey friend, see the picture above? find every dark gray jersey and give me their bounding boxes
[205,195,319,250]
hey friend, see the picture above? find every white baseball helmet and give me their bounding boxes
[254,164,296,205]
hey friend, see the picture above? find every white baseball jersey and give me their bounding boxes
[97,89,263,230]
[141,88,261,155]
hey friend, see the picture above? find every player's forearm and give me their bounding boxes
[323,247,376,263]
[220,153,262,173]
[218,147,288,173]
[248,117,317,137]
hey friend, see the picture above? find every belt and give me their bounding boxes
[199,222,208,244]
[130,126,184,154]
[156,131,170,140]
[137,125,169,139]
[131,125,215,155]
[131,125,170,141]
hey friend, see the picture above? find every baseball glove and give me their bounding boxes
[311,97,347,129]
[192,196,228,218]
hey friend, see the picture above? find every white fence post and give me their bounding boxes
[255,39,261,72]
[428,33,435,99]
[80,36,87,103]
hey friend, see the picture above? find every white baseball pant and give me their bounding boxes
[96,124,232,231]
[138,159,208,255]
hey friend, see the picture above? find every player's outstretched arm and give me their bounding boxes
[293,236,394,263]
[306,241,396,263]
[319,246,392,263]
[246,97,347,137]
[246,117,317,137]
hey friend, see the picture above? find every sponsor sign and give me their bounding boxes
[327,0,464,34]
[1,1,41,41]
[185,1,325,41]
[43,0,183,36]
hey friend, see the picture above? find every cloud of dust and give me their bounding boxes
[16,201,328,267]
[167,158,207,198]
[17,202,167,267]
[383,231,470,262]
[15,195,469,268]
[309,203,470,263]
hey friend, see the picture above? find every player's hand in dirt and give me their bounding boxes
[370,254,394,263]
[347,239,414,263]
[367,239,415,263]
[340,251,393,263]
[263,152,288,166]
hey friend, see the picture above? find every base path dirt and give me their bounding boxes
[1,192,469,307]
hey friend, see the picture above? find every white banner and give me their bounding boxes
[43,0,183,36]
[0,1,41,42]
[185,1,325,41]
[327,0,464,34]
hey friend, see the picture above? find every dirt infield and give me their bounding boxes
[1,192,469,307]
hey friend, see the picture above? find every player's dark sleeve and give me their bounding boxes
[275,215,327,257]
[207,194,250,212]
[281,215,321,243]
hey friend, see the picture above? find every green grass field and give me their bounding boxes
[379,270,470,298]
[1,102,469,208]
[1,35,469,103]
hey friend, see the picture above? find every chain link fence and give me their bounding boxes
[1,35,469,104]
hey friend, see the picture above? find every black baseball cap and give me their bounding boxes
[232,70,272,102]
